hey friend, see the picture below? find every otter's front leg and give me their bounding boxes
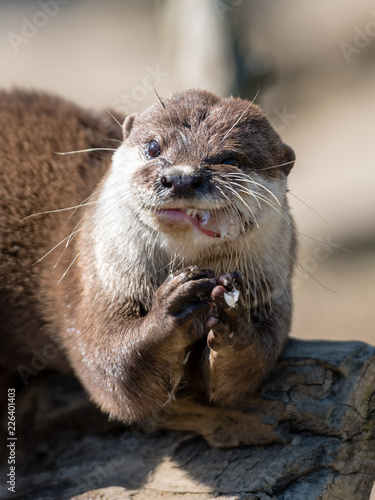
[203,272,291,404]
[70,267,217,422]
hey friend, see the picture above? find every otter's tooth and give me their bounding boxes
[186,208,198,218]
[218,220,228,237]
[199,210,210,225]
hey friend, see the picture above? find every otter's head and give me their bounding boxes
[106,89,295,258]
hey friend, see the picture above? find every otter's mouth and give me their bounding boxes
[154,208,240,239]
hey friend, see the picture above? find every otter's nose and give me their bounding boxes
[160,173,204,195]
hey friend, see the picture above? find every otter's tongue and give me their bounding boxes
[156,209,239,239]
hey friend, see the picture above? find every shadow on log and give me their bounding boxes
[1,339,374,500]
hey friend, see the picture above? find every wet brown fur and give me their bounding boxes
[0,89,296,421]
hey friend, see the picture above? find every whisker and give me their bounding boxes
[32,229,81,266]
[270,261,292,308]
[228,181,293,227]
[288,192,328,224]
[226,173,281,206]
[153,85,174,131]
[221,88,260,143]
[292,257,345,299]
[306,148,324,157]
[256,160,295,173]
[55,148,116,155]
[58,238,92,284]
[218,183,259,230]
[21,202,97,221]
[106,108,123,129]
[296,232,353,254]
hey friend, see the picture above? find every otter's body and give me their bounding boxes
[0,89,296,421]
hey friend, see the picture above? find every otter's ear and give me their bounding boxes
[123,113,137,140]
[279,143,296,176]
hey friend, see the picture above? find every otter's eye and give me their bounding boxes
[146,140,161,158]
[223,157,240,167]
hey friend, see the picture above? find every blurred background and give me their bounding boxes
[0,0,374,345]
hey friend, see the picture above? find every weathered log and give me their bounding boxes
[0,339,374,500]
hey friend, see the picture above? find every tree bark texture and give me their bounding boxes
[0,339,374,500]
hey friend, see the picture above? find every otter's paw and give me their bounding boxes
[152,266,217,329]
[206,271,248,351]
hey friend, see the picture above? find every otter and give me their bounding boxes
[0,89,296,422]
